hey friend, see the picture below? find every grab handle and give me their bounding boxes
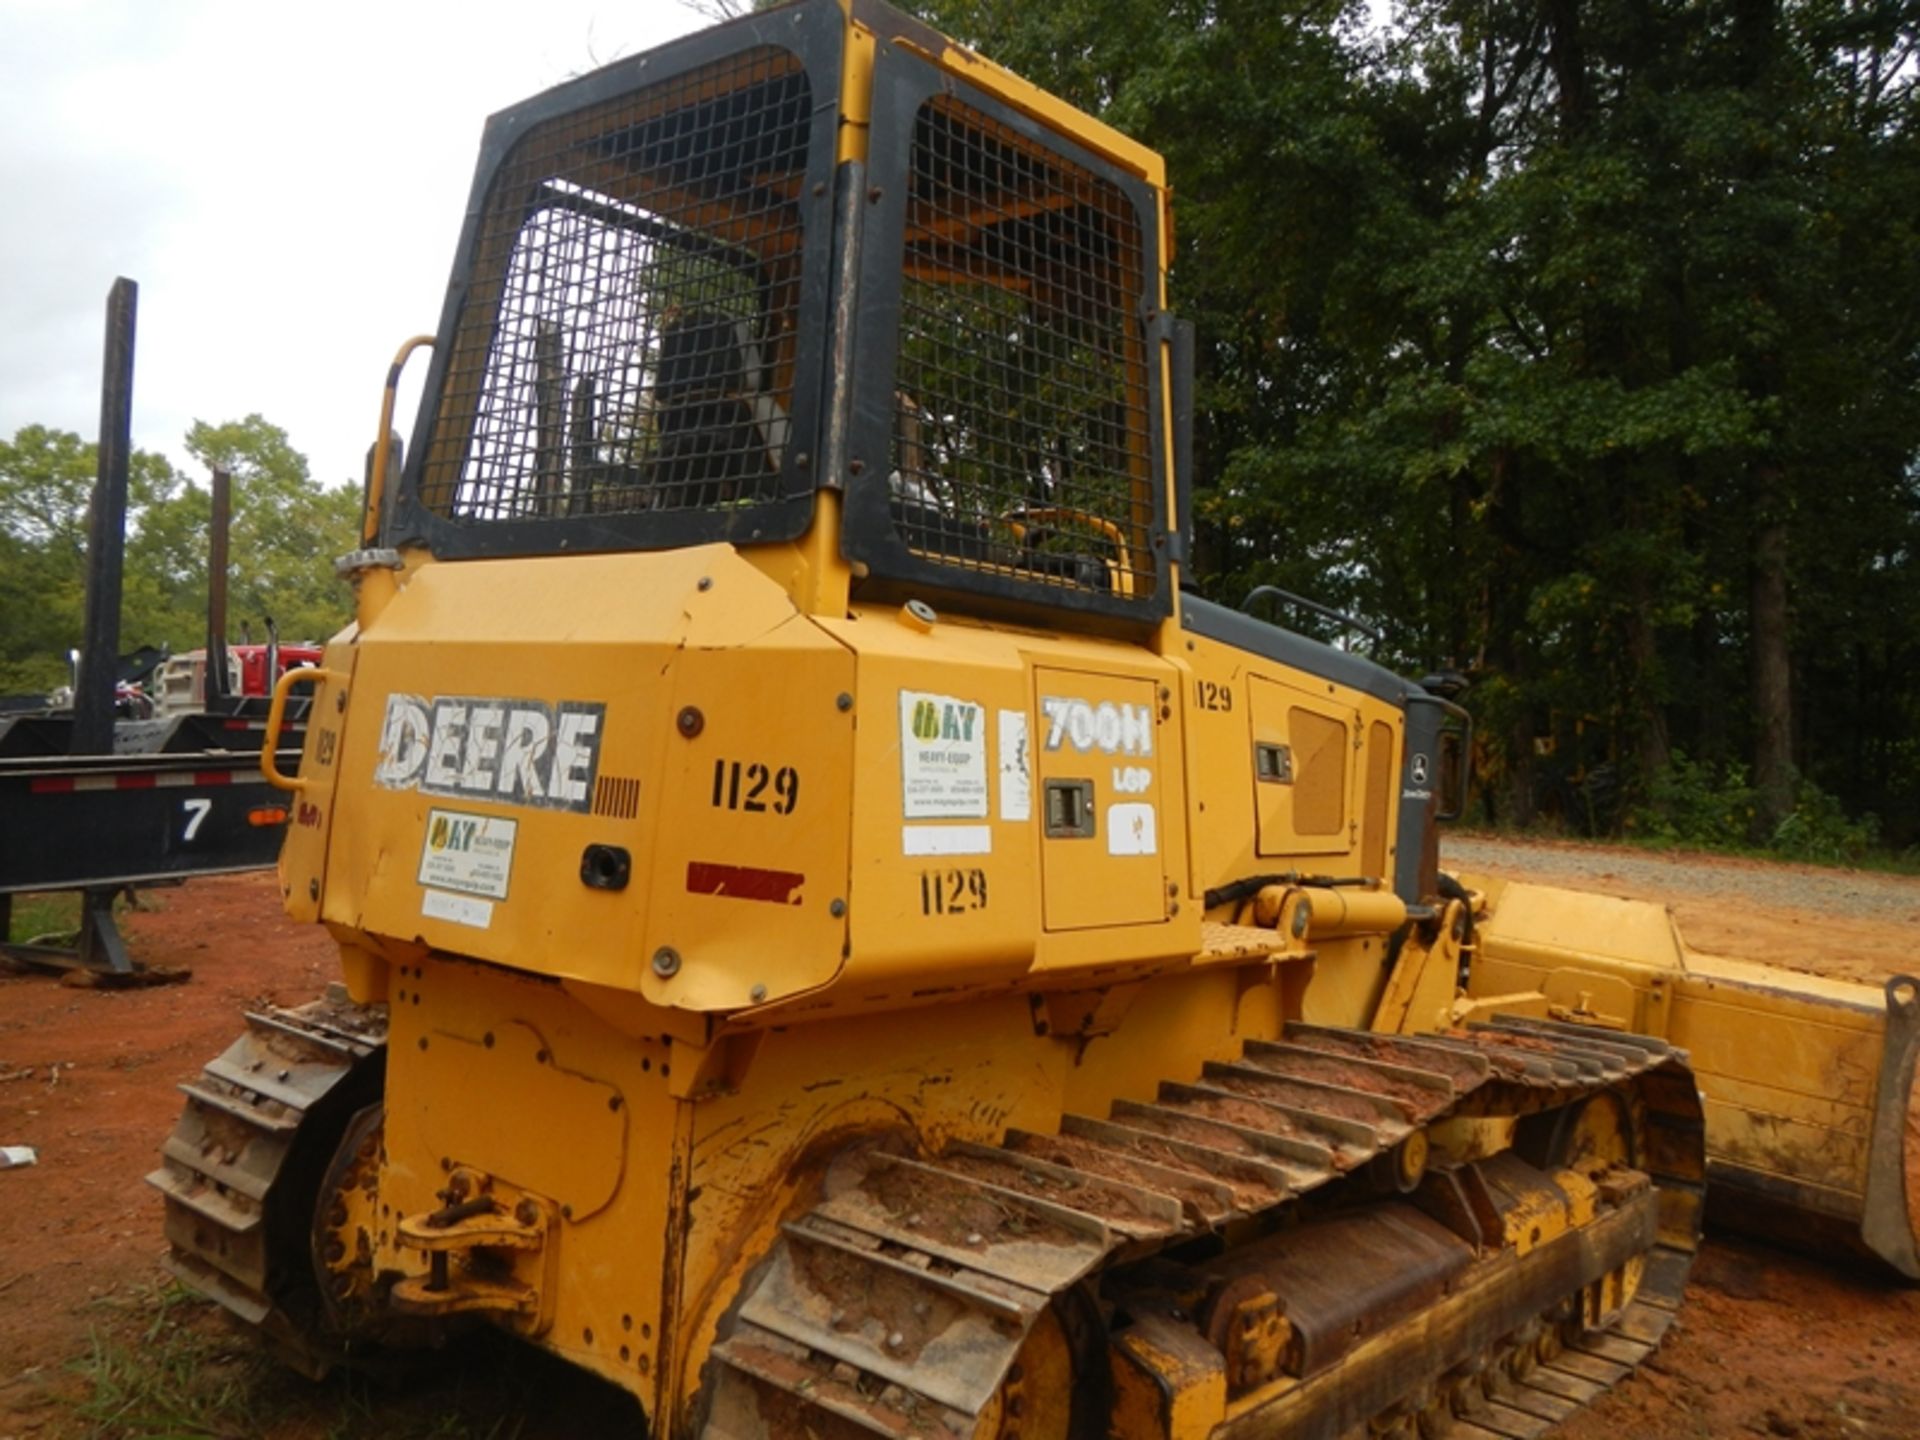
[263,666,345,792]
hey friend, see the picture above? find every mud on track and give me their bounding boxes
[0,844,1916,1437]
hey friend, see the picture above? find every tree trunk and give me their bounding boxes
[1626,574,1672,784]
[1750,513,1794,832]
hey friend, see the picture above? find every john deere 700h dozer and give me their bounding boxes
[151,3,1920,1435]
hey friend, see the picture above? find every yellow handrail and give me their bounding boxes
[363,335,436,546]
[262,666,346,793]
[1002,506,1139,598]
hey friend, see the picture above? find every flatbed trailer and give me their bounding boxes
[0,280,317,977]
[0,704,302,760]
[0,743,301,974]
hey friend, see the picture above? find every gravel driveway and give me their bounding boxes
[1441,833,1920,925]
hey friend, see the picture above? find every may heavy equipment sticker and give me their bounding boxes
[899,690,988,819]
[375,694,604,814]
[418,808,518,900]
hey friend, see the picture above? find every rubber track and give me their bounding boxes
[704,1017,1705,1439]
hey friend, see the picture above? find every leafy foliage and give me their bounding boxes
[1771,780,1883,863]
[913,0,1920,849]
[1628,751,1759,848]
[0,418,359,696]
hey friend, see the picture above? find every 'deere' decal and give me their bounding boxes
[375,694,604,814]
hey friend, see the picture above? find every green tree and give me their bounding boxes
[0,426,187,694]
[908,0,1920,844]
[179,415,362,646]
[0,417,359,698]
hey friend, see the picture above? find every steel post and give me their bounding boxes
[73,278,137,757]
[67,280,140,974]
[206,467,232,702]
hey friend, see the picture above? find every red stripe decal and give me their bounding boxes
[196,771,233,786]
[117,773,157,790]
[29,777,75,794]
[686,861,805,906]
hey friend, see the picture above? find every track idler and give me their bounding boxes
[147,989,389,1375]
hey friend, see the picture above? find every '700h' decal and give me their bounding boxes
[1039,696,1154,757]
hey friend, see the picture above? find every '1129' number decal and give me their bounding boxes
[920,867,988,915]
[711,759,799,815]
[1194,680,1233,711]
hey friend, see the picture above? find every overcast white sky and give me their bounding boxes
[0,0,705,494]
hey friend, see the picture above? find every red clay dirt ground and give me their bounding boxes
[1,849,1918,1437]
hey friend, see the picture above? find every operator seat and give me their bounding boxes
[649,310,787,509]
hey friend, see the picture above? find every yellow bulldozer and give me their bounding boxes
[150,3,1919,1435]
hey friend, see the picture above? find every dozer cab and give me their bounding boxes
[150,3,1919,1436]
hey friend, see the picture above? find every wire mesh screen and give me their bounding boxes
[887,94,1154,600]
[419,46,812,525]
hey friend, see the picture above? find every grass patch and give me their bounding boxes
[7,891,81,946]
[3,889,168,953]
[71,1282,271,1439]
[71,1282,643,1440]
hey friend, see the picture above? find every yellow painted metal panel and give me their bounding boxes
[278,640,357,924]
[1703,1096,1870,1205]
[1034,667,1168,931]
[638,619,856,1013]
[1178,634,1258,901]
[1288,706,1347,836]
[1461,874,1685,972]
[1361,719,1395,880]
[1248,675,1351,858]
[1299,934,1394,1028]
[1470,877,1892,1210]
[816,606,1200,999]
[380,954,680,1413]
[320,550,810,1000]
[835,626,1041,995]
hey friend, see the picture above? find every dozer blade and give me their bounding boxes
[1462,872,1920,1277]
